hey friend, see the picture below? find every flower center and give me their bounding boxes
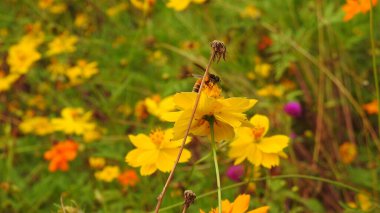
[252,127,265,140]
[203,84,222,98]
[149,129,165,146]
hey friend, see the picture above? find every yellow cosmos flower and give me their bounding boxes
[256,85,284,98]
[19,116,55,135]
[200,194,269,213]
[166,0,206,11]
[130,0,156,13]
[0,72,20,92]
[46,33,78,56]
[229,114,289,168]
[66,60,98,85]
[163,88,257,142]
[95,166,120,182]
[89,157,106,169]
[74,13,89,28]
[7,40,41,74]
[125,128,191,176]
[145,95,176,121]
[240,5,261,19]
[51,107,96,135]
[106,2,128,17]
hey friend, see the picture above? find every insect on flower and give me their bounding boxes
[192,73,220,93]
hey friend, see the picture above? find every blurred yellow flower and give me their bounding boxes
[66,60,98,85]
[117,104,133,117]
[46,33,78,56]
[7,40,41,74]
[130,0,156,13]
[89,157,106,169]
[166,0,206,11]
[145,95,176,120]
[0,72,20,92]
[49,3,67,14]
[125,128,191,176]
[38,0,53,9]
[51,107,96,135]
[95,166,120,182]
[47,59,68,79]
[19,116,55,135]
[257,85,284,98]
[255,63,271,78]
[83,129,102,142]
[106,2,129,17]
[200,194,269,213]
[163,86,257,142]
[135,100,149,120]
[339,142,357,164]
[357,192,372,211]
[75,13,89,28]
[27,95,46,110]
[240,5,261,19]
[229,114,289,168]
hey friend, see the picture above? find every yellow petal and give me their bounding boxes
[166,0,191,11]
[213,121,235,142]
[178,149,191,163]
[161,111,182,122]
[257,135,289,153]
[261,153,280,168]
[191,119,210,136]
[231,194,250,213]
[229,127,253,147]
[247,206,270,213]
[219,98,257,112]
[125,149,145,167]
[156,152,175,172]
[128,134,156,149]
[140,164,157,176]
[247,144,262,166]
[192,0,206,3]
[172,109,192,140]
[173,92,196,109]
[249,114,269,137]
[215,112,246,128]
[136,149,159,165]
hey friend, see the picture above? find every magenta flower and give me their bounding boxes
[226,165,244,182]
[284,101,302,118]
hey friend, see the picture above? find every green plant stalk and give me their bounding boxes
[209,119,222,213]
[369,0,380,136]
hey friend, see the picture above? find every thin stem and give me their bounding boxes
[154,51,216,212]
[155,174,363,212]
[369,0,380,135]
[210,119,222,213]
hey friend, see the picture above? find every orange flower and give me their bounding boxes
[118,170,139,187]
[339,142,357,164]
[342,0,377,22]
[362,100,378,114]
[44,140,79,172]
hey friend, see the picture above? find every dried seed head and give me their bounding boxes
[183,190,196,207]
[210,40,226,62]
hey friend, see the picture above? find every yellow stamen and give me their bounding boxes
[149,129,165,146]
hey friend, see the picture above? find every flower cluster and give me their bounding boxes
[200,194,269,213]
[44,140,79,172]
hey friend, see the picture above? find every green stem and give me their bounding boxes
[156,174,363,212]
[209,119,222,213]
[369,0,380,136]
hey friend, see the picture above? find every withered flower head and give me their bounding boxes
[210,40,226,62]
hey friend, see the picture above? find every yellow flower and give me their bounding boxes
[240,5,261,19]
[47,59,68,79]
[0,72,20,92]
[51,107,96,135]
[339,142,357,164]
[125,128,191,176]
[257,85,284,98]
[48,3,67,14]
[83,129,102,142]
[106,2,129,17]
[229,114,289,168]
[74,13,89,28]
[166,0,206,11]
[7,40,41,74]
[357,192,372,211]
[19,116,55,135]
[145,95,176,121]
[66,60,98,85]
[89,157,106,169]
[200,194,269,213]
[163,87,257,142]
[38,0,53,9]
[95,166,120,182]
[130,0,156,13]
[46,33,78,56]
[255,63,271,78]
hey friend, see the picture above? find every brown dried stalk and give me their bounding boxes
[181,190,196,213]
[154,41,226,212]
